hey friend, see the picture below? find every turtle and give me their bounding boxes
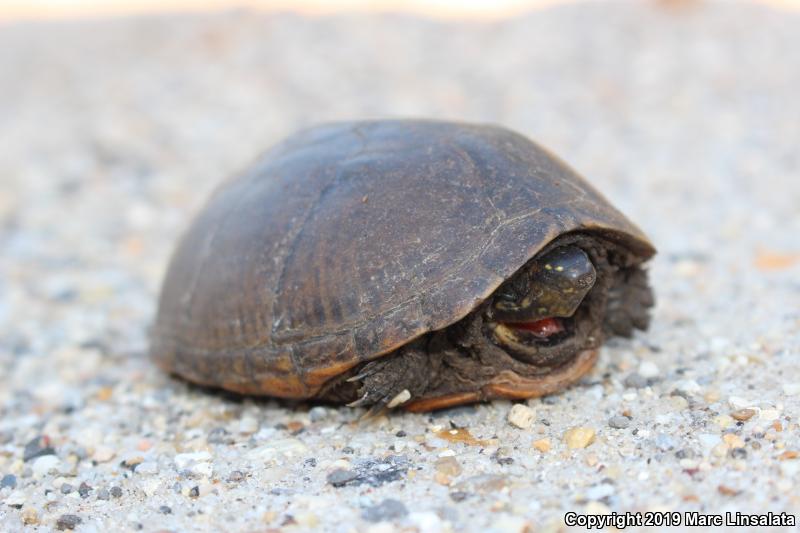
[150,119,656,412]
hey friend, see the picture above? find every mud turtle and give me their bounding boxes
[151,120,655,412]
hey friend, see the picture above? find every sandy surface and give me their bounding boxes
[1,1,799,531]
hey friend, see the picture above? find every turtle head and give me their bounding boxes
[486,245,598,364]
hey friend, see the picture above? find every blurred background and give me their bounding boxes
[5,0,793,21]
[1,0,799,531]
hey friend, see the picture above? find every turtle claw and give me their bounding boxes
[345,346,430,413]
[346,392,372,408]
[346,364,381,383]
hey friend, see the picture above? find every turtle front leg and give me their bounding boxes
[347,341,436,414]
[604,266,654,337]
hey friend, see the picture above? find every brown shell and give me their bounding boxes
[150,120,655,398]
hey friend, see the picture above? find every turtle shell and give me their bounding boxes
[151,120,655,398]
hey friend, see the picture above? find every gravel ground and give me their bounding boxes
[2,1,800,531]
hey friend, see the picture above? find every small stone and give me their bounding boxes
[60,483,74,495]
[23,436,56,462]
[308,406,329,422]
[188,486,200,498]
[56,514,82,531]
[624,373,648,389]
[1,474,17,489]
[722,434,745,449]
[731,409,756,422]
[227,470,246,483]
[778,451,798,460]
[507,404,535,429]
[327,468,359,487]
[638,361,659,378]
[135,461,158,475]
[729,448,747,459]
[362,499,408,523]
[717,485,740,496]
[239,416,259,434]
[727,396,752,410]
[21,507,38,525]
[92,446,116,463]
[712,414,734,429]
[608,416,630,429]
[5,490,26,508]
[78,482,92,499]
[564,427,595,449]
[159,505,172,514]
[449,491,470,502]
[453,474,507,494]
[110,486,123,498]
[31,455,61,477]
[434,472,451,485]
[782,383,800,396]
[532,439,551,453]
[97,488,110,500]
[175,451,213,477]
[434,456,462,477]
[206,427,230,444]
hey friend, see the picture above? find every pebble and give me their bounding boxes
[22,506,39,525]
[434,456,462,477]
[110,486,123,498]
[97,488,110,500]
[227,470,246,483]
[78,481,92,498]
[308,406,329,422]
[135,461,159,475]
[1,474,16,489]
[362,498,409,522]
[731,408,756,422]
[60,483,74,494]
[453,474,507,494]
[31,455,61,477]
[23,436,56,462]
[624,373,648,389]
[564,427,595,449]
[4,490,26,507]
[56,514,82,531]
[238,416,260,434]
[92,445,116,463]
[608,416,630,429]
[174,451,213,477]
[532,439,551,453]
[327,469,359,487]
[159,505,172,514]
[637,361,659,379]
[722,434,745,449]
[507,404,535,429]
[727,396,752,410]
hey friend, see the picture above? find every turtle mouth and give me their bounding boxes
[497,315,576,347]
